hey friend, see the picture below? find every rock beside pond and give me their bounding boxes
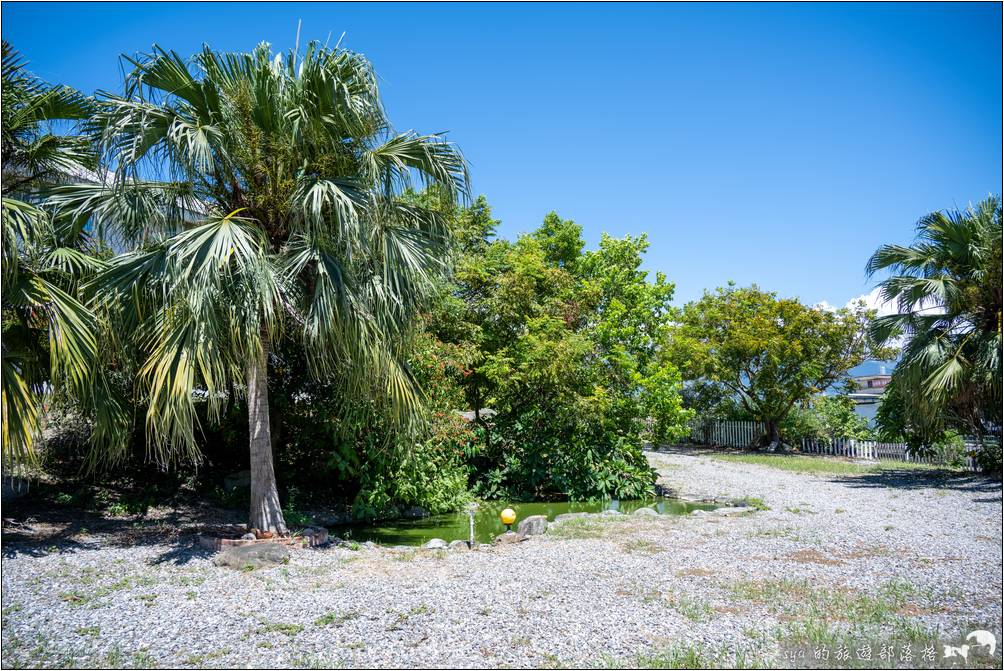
[492,531,526,546]
[517,515,548,537]
[633,507,659,516]
[691,509,711,516]
[213,543,290,570]
[448,540,471,551]
[422,538,448,550]
[601,509,623,516]
[553,512,591,524]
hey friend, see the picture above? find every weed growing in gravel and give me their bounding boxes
[621,538,665,554]
[665,593,714,622]
[604,643,769,669]
[314,610,360,627]
[784,506,817,515]
[740,497,771,511]
[135,593,157,607]
[58,573,158,607]
[258,622,305,636]
[729,577,920,625]
[74,626,100,636]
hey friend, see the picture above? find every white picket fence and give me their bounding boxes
[687,419,982,471]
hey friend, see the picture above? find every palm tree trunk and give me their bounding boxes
[247,334,287,535]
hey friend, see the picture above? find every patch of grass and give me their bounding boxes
[174,573,207,587]
[314,610,360,627]
[621,538,665,555]
[740,497,771,511]
[60,574,156,606]
[665,593,714,622]
[713,453,959,476]
[183,648,230,666]
[730,577,920,625]
[546,515,630,539]
[258,622,305,636]
[386,604,432,630]
[610,643,768,669]
[75,626,101,636]
[135,593,157,607]
[784,506,817,515]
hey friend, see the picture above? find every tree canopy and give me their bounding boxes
[47,40,467,531]
[673,284,887,446]
[868,195,1002,467]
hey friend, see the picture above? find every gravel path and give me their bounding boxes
[2,450,1001,668]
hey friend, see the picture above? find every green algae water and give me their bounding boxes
[333,498,718,546]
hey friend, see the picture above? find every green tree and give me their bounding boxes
[674,284,886,448]
[1,42,101,467]
[781,395,869,444]
[867,196,1002,456]
[433,208,690,499]
[54,41,467,533]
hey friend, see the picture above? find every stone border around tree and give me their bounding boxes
[198,527,329,552]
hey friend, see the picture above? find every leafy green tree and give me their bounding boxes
[433,208,690,499]
[1,42,101,467]
[774,387,873,445]
[54,41,467,533]
[807,394,872,443]
[674,284,886,448]
[867,196,1002,458]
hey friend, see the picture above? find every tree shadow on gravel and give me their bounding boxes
[829,469,1002,503]
[1,502,245,560]
[148,539,217,565]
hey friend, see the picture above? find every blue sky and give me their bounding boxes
[3,2,1000,306]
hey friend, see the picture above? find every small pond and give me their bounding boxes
[332,498,718,546]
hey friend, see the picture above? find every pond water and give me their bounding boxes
[332,498,718,546]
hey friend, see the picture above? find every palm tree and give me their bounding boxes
[1,42,102,468]
[51,41,468,533]
[867,195,1002,445]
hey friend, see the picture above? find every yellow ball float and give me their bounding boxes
[500,508,516,526]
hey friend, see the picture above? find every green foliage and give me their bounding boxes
[782,394,873,443]
[673,284,887,445]
[429,207,690,500]
[266,328,473,518]
[875,374,952,452]
[867,196,1002,468]
[1,42,104,468]
[54,40,468,478]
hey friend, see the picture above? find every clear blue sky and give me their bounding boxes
[3,2,1001,305]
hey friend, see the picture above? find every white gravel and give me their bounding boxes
[2,449,1001,668]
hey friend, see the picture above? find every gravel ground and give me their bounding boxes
[2,449,1001,668]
